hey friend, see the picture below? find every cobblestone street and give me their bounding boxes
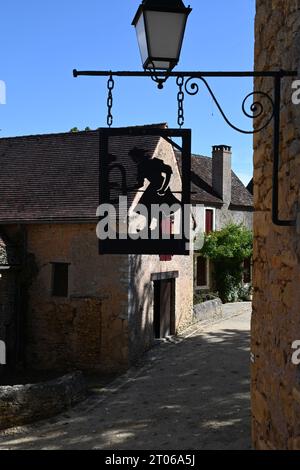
[0,304,251,450]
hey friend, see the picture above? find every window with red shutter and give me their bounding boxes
[205,209,214,233]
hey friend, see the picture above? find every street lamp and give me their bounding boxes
[73,3,297,228]
[132,0,192,72]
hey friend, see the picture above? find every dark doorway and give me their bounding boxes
[0,270,18,369]
[153,279,175,339]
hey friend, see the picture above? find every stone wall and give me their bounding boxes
[0,371,86,430]
[129,252,193,362]
[215,207,253,231]
[193,204,253,236]
[193,298,223,323]
[25,223,129,373]
[1,138,194,375]
[252,0,300,449]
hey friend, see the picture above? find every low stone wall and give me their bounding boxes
[193,298,223,323]
[0,371,86,430]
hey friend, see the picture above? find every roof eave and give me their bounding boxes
[229,204,254,211]
[0,217,99,225]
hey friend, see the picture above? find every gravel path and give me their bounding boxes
[0,304,251,450]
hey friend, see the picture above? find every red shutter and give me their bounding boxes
[159,217,173,262]
[160,255,172,261]
[205,209,214,233]
[196,257,207,287]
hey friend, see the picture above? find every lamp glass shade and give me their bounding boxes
[135,13,149,67]
[133,2,191,71]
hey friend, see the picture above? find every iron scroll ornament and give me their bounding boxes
[184,76,275,135]
[73,69,298,226]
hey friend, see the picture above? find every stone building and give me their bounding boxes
[178,145,253,292]
[0,129,193,375]
[252,0,300,449]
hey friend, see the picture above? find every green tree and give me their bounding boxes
[199,223,253,303]
[70,127,91,132]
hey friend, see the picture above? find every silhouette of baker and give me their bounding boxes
[129,147,180,230]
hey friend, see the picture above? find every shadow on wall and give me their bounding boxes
[0,326,251,450]
[128,255,154,364]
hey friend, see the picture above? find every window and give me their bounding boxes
[196,256,208,287]
[205,209,214,233]
[51,263,69,297]
[243,258,252,284]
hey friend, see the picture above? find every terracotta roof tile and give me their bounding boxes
[0,130,160,223]
[0,129,253,223]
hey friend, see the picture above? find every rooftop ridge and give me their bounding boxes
[0,123,168,142]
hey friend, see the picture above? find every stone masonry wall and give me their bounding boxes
[128,138,194,362]
[194,205,253,233]
[4,135,194,375]
[252,0,300,449]
[215,207,253,231]
[0,371,86,430]
[25,223,129,373]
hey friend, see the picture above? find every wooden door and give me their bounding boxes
[153,279,175,338]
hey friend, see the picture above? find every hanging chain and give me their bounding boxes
[107,74,115,127]
[176,76,185,128]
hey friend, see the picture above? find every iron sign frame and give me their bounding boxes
[98,126,191,255]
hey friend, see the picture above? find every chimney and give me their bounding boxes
[212,145,232,206]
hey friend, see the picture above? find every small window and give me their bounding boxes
[205,209,214,233]
[51,263,69,297]
[196,256,208,287]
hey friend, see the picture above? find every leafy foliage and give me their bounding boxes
[199,224,253,303]
[194,291,219,305]
[200,223,253,261]
[70,127,91,132]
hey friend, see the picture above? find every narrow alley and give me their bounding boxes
[0,305,251,450]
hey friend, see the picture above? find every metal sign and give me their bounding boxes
[74,68,298,227]
[98,127,191,255]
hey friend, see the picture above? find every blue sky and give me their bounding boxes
[0,0,255,185]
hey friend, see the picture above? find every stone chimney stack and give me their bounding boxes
[212,145,232,206]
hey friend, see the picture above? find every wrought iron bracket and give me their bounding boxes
[73,68,298,226]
